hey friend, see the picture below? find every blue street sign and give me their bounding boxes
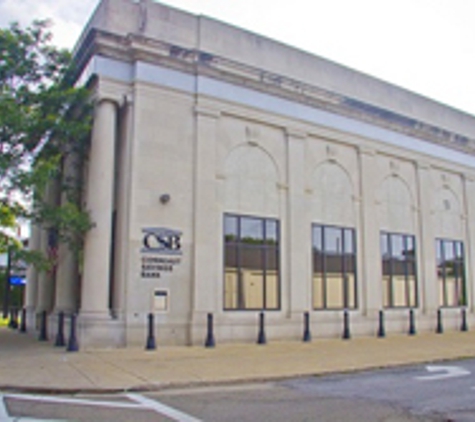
[9,276,26,286]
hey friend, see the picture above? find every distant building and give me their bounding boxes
[26,0,475,347]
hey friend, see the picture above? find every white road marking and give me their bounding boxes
[415,365,471,381]
[127,393,202,422]
[5,393,143,409]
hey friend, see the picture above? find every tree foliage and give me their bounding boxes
[0,20,92,267]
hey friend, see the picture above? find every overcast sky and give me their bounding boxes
[1,0,474,117]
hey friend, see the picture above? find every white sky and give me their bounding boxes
[1,0,474,116]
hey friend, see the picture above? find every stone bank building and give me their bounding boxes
[25,0,475,347]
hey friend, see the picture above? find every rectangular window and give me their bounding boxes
[381,232,417,308]
[436,239,466,307]
[224,214,280,310]
[312,224,357,310]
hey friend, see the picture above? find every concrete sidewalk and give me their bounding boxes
[1,327,475,394]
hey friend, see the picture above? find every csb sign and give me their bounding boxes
[141,227,182,255]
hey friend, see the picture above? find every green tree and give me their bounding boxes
[0,20,92,270]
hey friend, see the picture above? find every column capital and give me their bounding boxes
[92,93,122,108]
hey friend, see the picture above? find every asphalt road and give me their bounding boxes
[4,359,475,421]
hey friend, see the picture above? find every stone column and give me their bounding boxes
[80,98,117,318]
[358,146,381,314]
[24,223,41,326]
[416,162,437,313]
[53,151,81,315]
[191,105,220,343]
[35,178,61,314]
[286,128,309,316]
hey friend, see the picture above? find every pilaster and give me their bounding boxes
[416,162,437,313]
[358,146,381,314]
[285,128,309,315]
[463,174,475,312]
[191,104,221,336]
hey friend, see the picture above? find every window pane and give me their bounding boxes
[455,242,464,259]
[313,225,323,250]
[344,229,354,254]
[241,218,264,244]
[241,264,263,309]
[224,215,238,242]
[224,271,238,309]
[443,241,455,262]
[225,244,237,268]
[380,233,389,257]
[408,276,417,308]
[265,220,278,244]
[240,247,262,271]
[326,275,344,308]
[393,275,407,307]
[405,236,416,259]
[265,272,279,309]
[383,275,391,308]
[266,248,278,271]
[313,276,324,309]
[325,227,343,254]
[345,273,357,309]
[391,235,404,260]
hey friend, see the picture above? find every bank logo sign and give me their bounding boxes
[141,227,182,255]
[140,227,183,279]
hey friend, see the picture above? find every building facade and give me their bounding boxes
[25,0,475,347]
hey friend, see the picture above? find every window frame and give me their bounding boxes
[436,238,466,308]
[223,213,281,311]
[311,223,358,311]
[380,231,418,309]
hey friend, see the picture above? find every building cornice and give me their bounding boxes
[75,29,475,157]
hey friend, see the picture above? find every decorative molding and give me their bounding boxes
[357,145,375,156]
[194,105,221,119]
[285,127,307,139]
[245,126,260,141]
[326,145,338,159]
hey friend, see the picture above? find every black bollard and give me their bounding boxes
[408,309,416,336]
[204,313,216,348]
[257,312,266,345]
[19,308,27,333]
[145,313,156,350]
[342,310,351,340]
[38,310,48,341]
[54,311,66,347]
[436,308,443,334]
[302,311,311,342]
[461,308,469,332]
[377,310,385,338]
[66,314,79,352]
